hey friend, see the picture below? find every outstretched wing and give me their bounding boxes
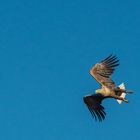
[83,94,106,121]
[90,55,119,89]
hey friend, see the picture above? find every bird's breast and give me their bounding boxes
[103,88,113,96]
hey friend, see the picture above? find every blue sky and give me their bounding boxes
[0,0,140,140]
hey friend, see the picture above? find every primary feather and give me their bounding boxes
[83,94,106,121]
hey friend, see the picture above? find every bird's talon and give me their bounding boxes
[124,99,129,103]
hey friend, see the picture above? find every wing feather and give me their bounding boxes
[83,94,106,122]
[90,55,119,88]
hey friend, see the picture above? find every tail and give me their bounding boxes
[116,83,126,104]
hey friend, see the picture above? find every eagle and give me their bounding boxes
[83,55,133,121]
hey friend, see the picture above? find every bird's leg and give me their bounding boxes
[114,87,133,94]
[111,94,129,103]
[121,89,133,94]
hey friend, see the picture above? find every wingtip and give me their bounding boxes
[101,54,119,64]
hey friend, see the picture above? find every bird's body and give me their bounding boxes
[96,86,114,96]
[83,55,133,121]
[96,86,128,99]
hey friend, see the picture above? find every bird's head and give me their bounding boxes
[95,89,102,93]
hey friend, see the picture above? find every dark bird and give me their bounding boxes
[83,55,133,121]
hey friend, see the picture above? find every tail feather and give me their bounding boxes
[116,83,126,104]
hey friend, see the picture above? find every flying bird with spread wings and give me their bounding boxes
[83,55,133,121]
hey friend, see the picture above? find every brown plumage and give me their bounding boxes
[90,54,119,89]
[83,55,133,121]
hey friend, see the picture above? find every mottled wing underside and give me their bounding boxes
[90,55,119,89]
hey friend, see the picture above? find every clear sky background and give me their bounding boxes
[0,0,140,140]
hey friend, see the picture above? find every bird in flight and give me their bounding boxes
[83,55,133,121]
